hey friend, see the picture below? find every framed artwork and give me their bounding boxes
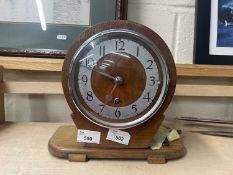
[0,0,128,58]
[194,0,233,65]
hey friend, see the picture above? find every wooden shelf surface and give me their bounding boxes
[0,81,233,97]
[176,64,233,78]
[0,56,63,72]
[0,56,233,77]
[1,122,233,175]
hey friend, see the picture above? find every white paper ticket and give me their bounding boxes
[106,129,131,145]
[77,129,101,144]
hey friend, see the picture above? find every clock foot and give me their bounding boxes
[68,154,87,162]
[147,155,166,164]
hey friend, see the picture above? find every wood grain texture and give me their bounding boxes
[71,113,164,149]
[176,64,233,77]
[90,53,147,107]
[176,84,233,97]
[0,56,63,71]
[48,125,186,164]
[148,155,166,164]
[68,154,87,162]
[1,82,232,97]
[3,81,62,94]
[0,56,232,78]
[0,66,4,124]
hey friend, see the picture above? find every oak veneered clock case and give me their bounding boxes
[62,20,176,148]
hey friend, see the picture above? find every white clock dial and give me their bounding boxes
[78,38,159,119]
[67,28,170,129]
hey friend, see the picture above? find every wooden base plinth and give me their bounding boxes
[48,125,186,164]
[71,113,165,149]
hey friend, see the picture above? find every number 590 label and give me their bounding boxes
[77,129,101,144]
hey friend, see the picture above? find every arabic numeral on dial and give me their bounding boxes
[137,46,140,56]
[86,58,95,68]
[149,76,156,86]
[99,104,105,114]
[81,75,88,85]
[86,91,93,101]
[100,45,105,56]
[143,92,151,102]
[132,104,137,113]
[115,108,121,118]
[146,60,153,69]
[116,39,125,51]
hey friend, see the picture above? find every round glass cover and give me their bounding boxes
[68,29,169,129]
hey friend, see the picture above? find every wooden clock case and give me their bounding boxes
[48,21,186,163]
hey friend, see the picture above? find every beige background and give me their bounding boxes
[4,0,233,122]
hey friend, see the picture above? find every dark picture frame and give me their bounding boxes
[0,0,128,58]
[194,0,233,65]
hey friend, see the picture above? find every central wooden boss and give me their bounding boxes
[48,20,185,163]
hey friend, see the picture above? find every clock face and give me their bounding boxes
[78,39,160,119]
[67,28,170,129]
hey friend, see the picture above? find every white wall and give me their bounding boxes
[128,0,195,64]
[4,0,233,122]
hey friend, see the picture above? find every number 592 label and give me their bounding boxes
[106,129,131,145]
[77,129,101,144]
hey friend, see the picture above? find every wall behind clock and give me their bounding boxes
[4,0,233,122]
[128,0,195,64]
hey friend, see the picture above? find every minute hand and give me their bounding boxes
[81,65,115,81]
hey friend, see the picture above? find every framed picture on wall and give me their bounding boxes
[0,0,128,58]
[194,0,233,65]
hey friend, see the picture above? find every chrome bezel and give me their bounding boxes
[68,29,170,129]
